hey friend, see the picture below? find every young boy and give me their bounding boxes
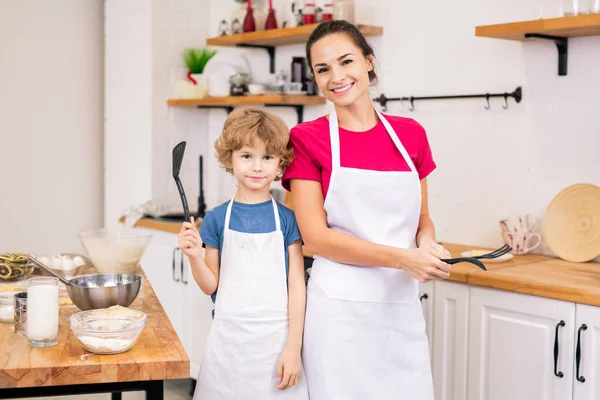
[178,108,309,400]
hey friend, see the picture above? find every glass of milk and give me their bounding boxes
[26,277,59,347]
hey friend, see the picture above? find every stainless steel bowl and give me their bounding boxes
[66,274,141,311]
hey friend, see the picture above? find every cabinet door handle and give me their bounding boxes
[172,248,180,282]
[181,250,188,284]
[576,323,587,383]
[419,293,428,302]
[554,320,565,378]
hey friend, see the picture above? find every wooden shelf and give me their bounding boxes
[475,14,600,41]
[206,23,383,47]
[167,94,326,107]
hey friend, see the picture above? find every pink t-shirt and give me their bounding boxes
[281,114,437,198]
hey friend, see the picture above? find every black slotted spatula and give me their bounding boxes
[172,141,191,222]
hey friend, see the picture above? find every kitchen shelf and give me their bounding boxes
[167,95,327,124]
[206,23,383,73]
[475,15,600,75]
[206,23,383,47]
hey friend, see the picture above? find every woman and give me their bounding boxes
[281,20,453,400]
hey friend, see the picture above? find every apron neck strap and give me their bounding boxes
[328,109,418,173]
[224,197,281,231]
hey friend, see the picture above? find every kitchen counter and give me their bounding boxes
[443,243,600,307]
[121,218,600,308]
[0,268,189,398]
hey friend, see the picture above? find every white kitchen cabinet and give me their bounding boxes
[432,281,470,400]
[419,281,434,364]
[573,304,600,400]
[139,229,214,379]
[468,286,575,400]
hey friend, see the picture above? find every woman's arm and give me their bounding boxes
[289,179,451,281]
[415,178,452,258]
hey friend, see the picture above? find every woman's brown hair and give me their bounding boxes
[215,107,293,181]
[306,20,377,84]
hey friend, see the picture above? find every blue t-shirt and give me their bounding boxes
[200,199,302,313]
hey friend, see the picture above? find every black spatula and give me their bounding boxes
[172,141,191,222]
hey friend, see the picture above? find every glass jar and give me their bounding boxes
[303,1,316,24]
[322,3,333,20]
[333,0,355,23]
[0,291,17,323]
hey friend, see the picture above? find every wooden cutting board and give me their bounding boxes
[543,183,600,262]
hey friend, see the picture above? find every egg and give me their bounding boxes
[50,255,63,270]
[62,257,76,271]
[73,256,85,267]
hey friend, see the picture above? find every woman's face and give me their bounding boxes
[310,33,373,107]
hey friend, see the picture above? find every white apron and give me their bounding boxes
[194,198,309,400]
[302,110,434,400]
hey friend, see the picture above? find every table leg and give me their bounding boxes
[144,379,164,400]
[112,393,122,400]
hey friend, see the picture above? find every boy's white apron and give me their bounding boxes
[302,110,434,400]
[194,198,308,399]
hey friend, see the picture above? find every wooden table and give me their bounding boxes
[0,269,189,399]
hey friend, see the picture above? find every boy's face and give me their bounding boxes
[228,139,282,192]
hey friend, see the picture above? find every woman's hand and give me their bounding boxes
[178,217,202,260]
[418,236,452,259]
[400,239,452,283]
[276,345,302,390]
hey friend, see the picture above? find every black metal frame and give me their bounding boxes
[0,379,164,400]
[236,44,276,73]
[524,33,568,76]
[196,104,304,124]
[373,86,523,112]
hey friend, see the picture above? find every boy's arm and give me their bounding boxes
[286,240,306,351]
[189,245,219,295]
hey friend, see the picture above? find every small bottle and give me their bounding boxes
[322,2,333,20]
[303,1,316,24]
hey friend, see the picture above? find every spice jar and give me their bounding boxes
[322,3,333,20]
[333,0,355,23]
[303,1,316,24]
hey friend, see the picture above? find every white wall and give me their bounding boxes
[0,1,104,254]
[198,0,600,257]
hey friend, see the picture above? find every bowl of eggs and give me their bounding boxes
[34,253,92,278]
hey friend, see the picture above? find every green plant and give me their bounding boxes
[183,48,217,74]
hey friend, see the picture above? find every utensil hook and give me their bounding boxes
[485,93,491,110]
[503,93,509,109]
[409,97,415,112]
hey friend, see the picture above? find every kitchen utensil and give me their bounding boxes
[172,141,191,222]
[442,245,513,270]
[461,250,514,263]
[78,228,152,274]
[441,257,487,271]
[543,183,600,262]
[27,256,142,311]
[70,307,147,354]
[198,155,206,218]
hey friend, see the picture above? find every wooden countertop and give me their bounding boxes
[118,216,600,306]
[119,216,201,235]
[0,269,189,388]
[443,243,600,306]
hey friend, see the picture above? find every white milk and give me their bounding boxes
[27,284,59,341]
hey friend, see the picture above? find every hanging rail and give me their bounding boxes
[373,86,522,112]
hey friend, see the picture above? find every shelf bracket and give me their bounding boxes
[524,33,568,76]
[265,104,304,124]
[236,44,276,73]
[195,106,234,114]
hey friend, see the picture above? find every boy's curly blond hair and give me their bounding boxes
[215,108,293,181]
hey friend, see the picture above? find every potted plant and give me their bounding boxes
[183,47,217,86]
